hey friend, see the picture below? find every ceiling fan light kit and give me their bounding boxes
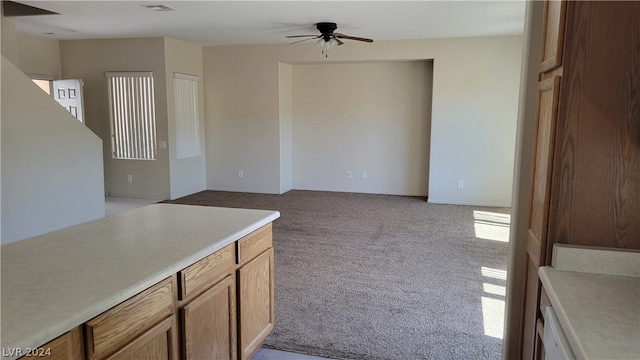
[287,22,373,57]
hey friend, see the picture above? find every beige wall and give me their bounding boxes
[203,45,282,193]
[164,37,207,199]
[1,13,19,64]
[203,35,522,205]
[278,63,293,193]
[16,32,61,79]
[292,61,432,195]
[1,56,104,244]
[60,38,170,200]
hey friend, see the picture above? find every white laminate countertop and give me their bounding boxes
[539,267,640,359]
[0,204,280,357]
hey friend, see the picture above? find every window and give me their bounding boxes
[106,71,157,160]
[174,73,201,159]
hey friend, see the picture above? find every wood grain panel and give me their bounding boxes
[237,224,272,266]
[237,248,274,360]
[179,243,234,301]
[181,275,237,360]
[521,257,541,360]
[527,76,561,266]
[535,319,545,360]
[547,0,640,255]
[539,0,567,72]
[85,277,175,359]
[105,316,178,360]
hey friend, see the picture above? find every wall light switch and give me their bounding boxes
[127,175,133,183]
[159,141,167,149]
[457,180,464,188]
[362,171,368,179]
[238,170,244,178]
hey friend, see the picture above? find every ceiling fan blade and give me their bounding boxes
[335,33,374,43]
[286,35,319,38]
[334,37,344,46]
[289,37,319,45]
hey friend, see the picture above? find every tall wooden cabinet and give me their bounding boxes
[237,224,275,360]
[521,1,640,359]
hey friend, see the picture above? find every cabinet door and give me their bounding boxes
[527,76,561,267]
[522,76,561,360]
[237,248,274,360]
[539,0,567,72]
[181,275,237,360]
[105,316,178,360]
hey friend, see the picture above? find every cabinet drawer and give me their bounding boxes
[85,277,175,360]
[179,243,235,301]
[105,315,178,360]
[237,224,272,266]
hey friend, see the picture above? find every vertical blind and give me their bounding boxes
[106,71,157,160]
[174,73,201,159]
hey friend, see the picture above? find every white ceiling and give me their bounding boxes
[11,1,526,46]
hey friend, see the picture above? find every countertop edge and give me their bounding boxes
[538,267,588,359]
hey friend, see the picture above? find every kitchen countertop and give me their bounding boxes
[539,250,640,359]
[1,204,280,357]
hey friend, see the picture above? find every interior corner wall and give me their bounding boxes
[292,61,432,196]
[164,37,207,200]
[1,56,105,244]
[203,46,282,194]
[203,35,522,205]
[16,32,62,79]
[279,63,293,194]
[427,38,522,206]
[59,37,171,200]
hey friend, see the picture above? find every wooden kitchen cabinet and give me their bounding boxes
[522,75,561,359]
[521,1,640,359]
[178,244,237,360]
[18,222,276,360]
[236,225,275,360]
[181,275,237,360]
[2,204,279,360]
[538,0,566,73]
[84,277,177,360]
[105,316,178,360]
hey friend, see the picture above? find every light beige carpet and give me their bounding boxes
[167,190,510,360]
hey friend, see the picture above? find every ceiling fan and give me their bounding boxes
[286,22,373,57]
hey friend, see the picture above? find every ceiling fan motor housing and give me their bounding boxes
[316,22,337,41]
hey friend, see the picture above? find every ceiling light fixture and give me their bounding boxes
[316,38,339,57]
[141,4,175,12]
[287,22,373,58]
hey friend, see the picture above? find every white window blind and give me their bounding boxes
[174,73,201,159]
[106,71,157,160]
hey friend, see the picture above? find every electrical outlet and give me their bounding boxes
[457,180,464,189]
[362,171,368,179]
[127,175,133,183]
[346,171,352,178]
[238,170,244,178]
